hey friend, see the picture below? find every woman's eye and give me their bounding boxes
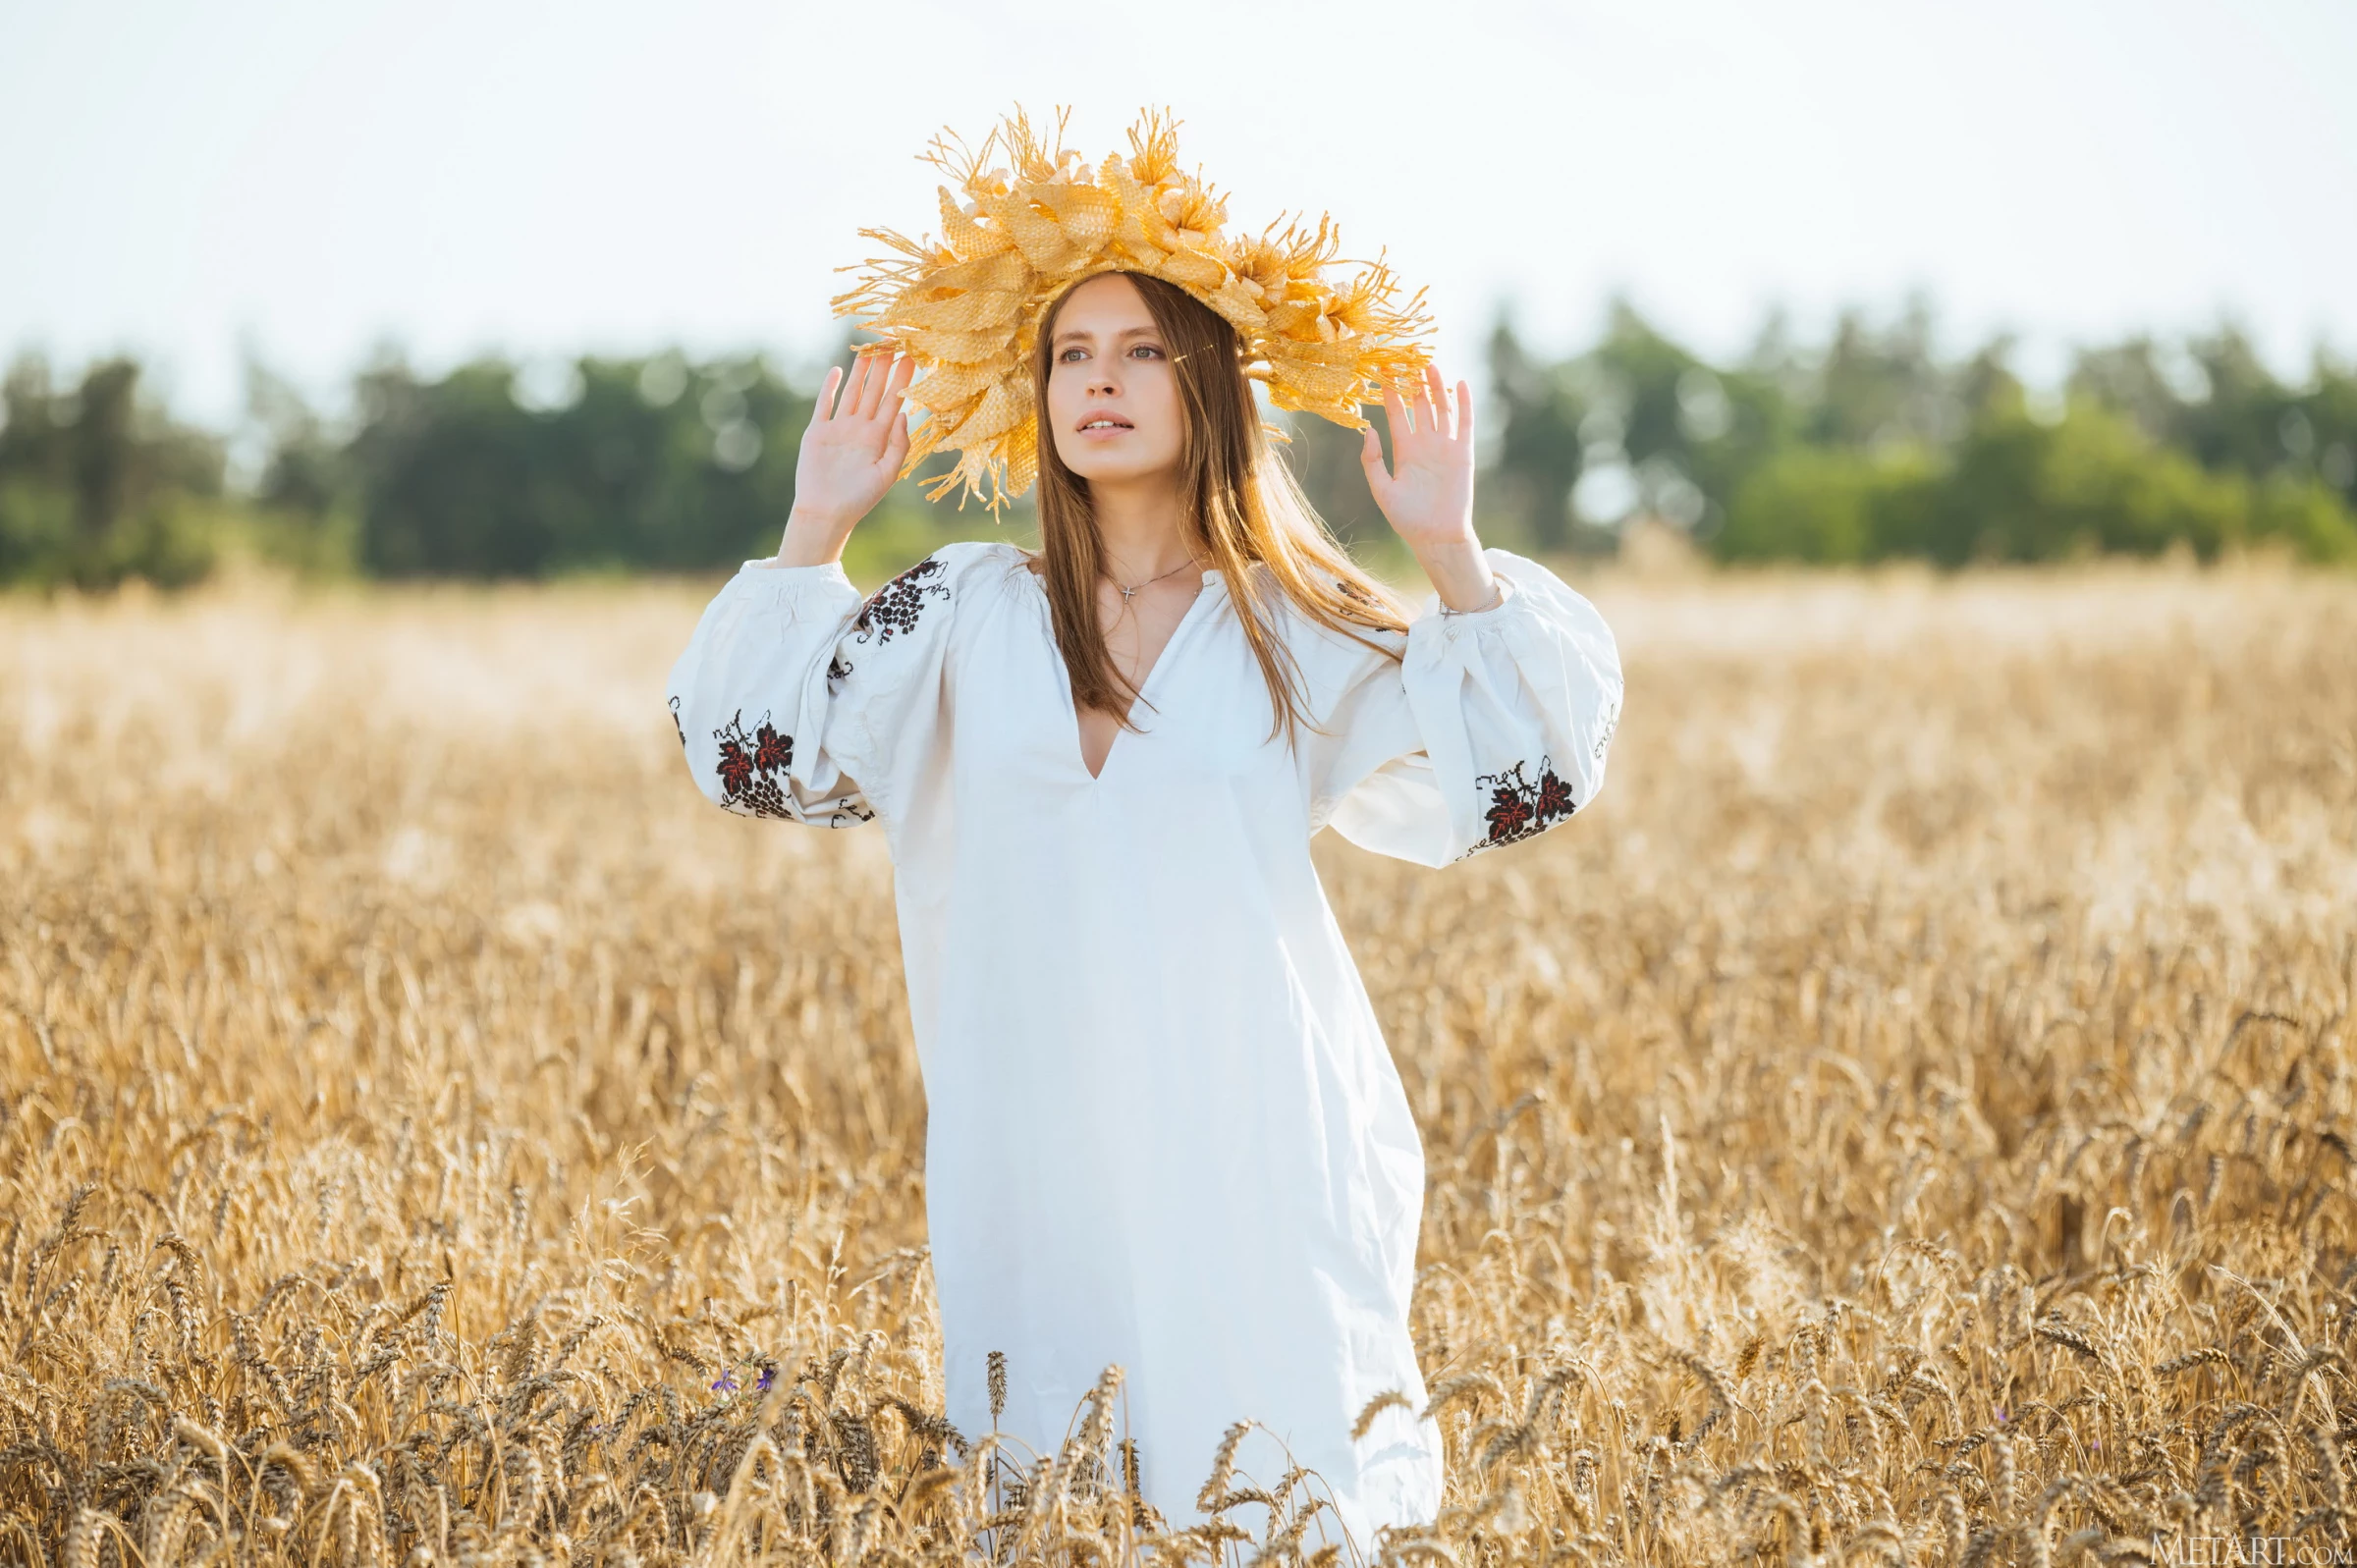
[1059,349,1085,363]
[1130,345,1164,359]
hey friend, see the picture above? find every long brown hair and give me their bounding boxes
[1030,270,1412,741]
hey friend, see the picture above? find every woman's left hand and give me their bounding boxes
[1359,365,1500,612]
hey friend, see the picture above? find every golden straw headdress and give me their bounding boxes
[831,107,1434,512]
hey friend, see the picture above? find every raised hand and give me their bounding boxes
[1359,363,1476,548]
[778,349,915,566]
[1359,364,1500,612]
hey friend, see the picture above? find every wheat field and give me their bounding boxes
[2,561,2352,1567]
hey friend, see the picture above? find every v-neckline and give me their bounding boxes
[1028,566,1221,784]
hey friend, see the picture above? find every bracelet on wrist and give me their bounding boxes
[1439,580,1507,617]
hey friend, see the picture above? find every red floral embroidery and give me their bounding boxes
[1466,757,1579,856]
[1537,770,1576,821]
[706,709,874,827]
[1486,789,1534,841]
[713,710,794,819]
[717,740,754,792]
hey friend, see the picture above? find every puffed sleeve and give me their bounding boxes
[1305,549,1622,867]
[664,543,981,830]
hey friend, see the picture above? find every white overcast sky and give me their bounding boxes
[6,0,2354,429]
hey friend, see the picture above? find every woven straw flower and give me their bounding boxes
[831,108,1434,512]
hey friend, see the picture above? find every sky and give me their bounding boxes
[5,0,2354,431]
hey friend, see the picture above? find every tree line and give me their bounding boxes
[1468,299,2357,567]
[4,299,2352,590]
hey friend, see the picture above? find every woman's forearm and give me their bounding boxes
[1412,533,1502,613]
[773,505,855,568]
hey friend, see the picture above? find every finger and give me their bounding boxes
[853,348,893,420]
[882,407,911,474]
[815,365,844,421]
[1357,422,1387,484]
[846,349,882,418]
[1422,363,1448,440]
[1455,379,1475,447]
[839,360,863,420]
[1381,380,1409,447]
[852,349,881,419]
[880,351,917,418]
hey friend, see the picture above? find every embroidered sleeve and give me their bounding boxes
[1309,550,1621,868]
[664,547,969,831]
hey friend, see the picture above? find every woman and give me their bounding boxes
[666,114,1621,1550]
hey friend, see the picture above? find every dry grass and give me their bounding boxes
[2,561,2353,1567]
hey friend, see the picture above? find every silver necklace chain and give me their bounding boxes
[1110,556,1205,603]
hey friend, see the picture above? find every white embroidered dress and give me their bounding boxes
[665,539,1621,1544]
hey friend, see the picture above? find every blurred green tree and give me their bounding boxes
[343,352,817,578]
[0,354,223,589]
[1489,300,2356,568]
[1483,313,1590,554]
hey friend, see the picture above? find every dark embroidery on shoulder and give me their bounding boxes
[1465,757,1579,857]
[669,695,686,748]
[852,556,950,645]
[713,710,795,819]
[826,653,853,684]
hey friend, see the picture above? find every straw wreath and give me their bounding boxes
[831,107,1435,511]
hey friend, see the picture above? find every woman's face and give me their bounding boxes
[1044,272,1185,487]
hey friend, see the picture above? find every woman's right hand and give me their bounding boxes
[776,349,915,566]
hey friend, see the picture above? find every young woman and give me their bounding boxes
[666,265,1621,1544]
